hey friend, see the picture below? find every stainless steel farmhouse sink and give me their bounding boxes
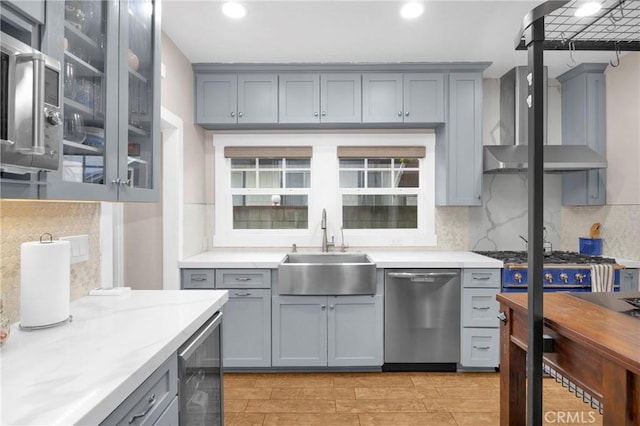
[278,253,377,295]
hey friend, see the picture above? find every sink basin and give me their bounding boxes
[278,253,377,295]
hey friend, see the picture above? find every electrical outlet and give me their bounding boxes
[60,235,89,264]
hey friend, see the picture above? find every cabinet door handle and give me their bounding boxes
[129,393,156,424]
[329,304,334,310]
[231,111,235,117]
[405,111,410,117]
[397,111,403,117]
[321,111,326,116]
[314,112,319,117]
[472,345,491,350]
[234,292,251,297]
[238,112,243,118]
[111,178,121,186]
[472,306,491,310]
[321,304,326,310]
[234,277,252,282]
[191,276,207,282]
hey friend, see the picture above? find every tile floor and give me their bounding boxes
[223,371,603,425]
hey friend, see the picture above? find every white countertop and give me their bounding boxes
[1,290,228,426]
[178,248,504,269]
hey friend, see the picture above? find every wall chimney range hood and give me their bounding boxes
[483,66,606,173]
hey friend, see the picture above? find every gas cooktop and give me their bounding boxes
[474,250,617,265]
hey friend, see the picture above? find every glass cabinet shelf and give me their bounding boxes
[63,140,104,155]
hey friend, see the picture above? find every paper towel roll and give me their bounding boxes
[20,239,71,328]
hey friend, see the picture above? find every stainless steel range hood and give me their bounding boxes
[484,145,607,173]
[483,66,607,173]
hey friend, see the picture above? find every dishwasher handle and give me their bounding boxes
[387,272,458,283]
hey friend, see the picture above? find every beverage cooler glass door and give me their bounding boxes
[123,0,155,190]
[178,312,223,426]
[62,0,109,186]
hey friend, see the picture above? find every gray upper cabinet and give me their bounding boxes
[362,73,445,123]
[196,74,238,124]
[362,73,403,123]
[403,73,445,123]
[37,0,161,202]
[2,0,45,25]
[279,73,362,124]
[320,74,362,123]
[278,74,321,123]
[238,75,279,123]
[196,73,278,125]
[559,64,607,206]
[436,72,483,206]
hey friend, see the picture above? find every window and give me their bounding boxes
[231,157,310,229]
[340,157,420,229]
[213,133,436,247]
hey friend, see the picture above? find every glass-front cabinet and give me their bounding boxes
[41,0,159,201]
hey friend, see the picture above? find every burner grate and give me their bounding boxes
[474,251,617,265]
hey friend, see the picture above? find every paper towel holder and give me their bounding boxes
[19,233,73,332]
[40,233,54,244]
[19,315,73,331]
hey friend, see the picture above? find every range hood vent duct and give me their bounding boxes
[483,66,607,173]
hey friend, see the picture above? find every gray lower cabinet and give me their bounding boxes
[621,269,639,292]
[328,295,383,366]
[196,73,278,125]
[272,295,328,367]
[223,289,271,367]
[101,354,178,425]
[436,72,483,206]
[154,397,178,426]
[559,64,608,206]
[460,269,500,368]
[362,73,445,123]
[272,294,383,367]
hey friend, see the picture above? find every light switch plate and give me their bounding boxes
[60,235,89,264]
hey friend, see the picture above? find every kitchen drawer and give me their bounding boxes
[216,269,271,289]
[101,354,178,426]
[182,269,215,289]
[462,288,499,328]
[461,328,499,368]
[154,396,178,426]
[463,268,500,289]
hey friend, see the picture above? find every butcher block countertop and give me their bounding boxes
[496,291,640,426]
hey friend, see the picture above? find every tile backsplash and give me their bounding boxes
[0,201,101,324]
[560,205,640,259]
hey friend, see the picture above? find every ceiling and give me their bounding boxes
[161,0,619,78]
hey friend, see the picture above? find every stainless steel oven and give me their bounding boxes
[178,311,223,426]
[1,32,62,173]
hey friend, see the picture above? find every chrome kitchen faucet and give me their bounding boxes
[321,208,334,252]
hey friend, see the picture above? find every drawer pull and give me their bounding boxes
[472,275,491,281]
[234,277,252,282]
[472,306,491,310]
[191,276,207,282]
[473,345,491,350]
[234,292,252,297]
[129,393,156,424]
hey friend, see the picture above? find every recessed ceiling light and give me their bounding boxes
[575,1,602,17]
[400,2,424,20]
[222,2,246,19]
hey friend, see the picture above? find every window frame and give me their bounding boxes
[212,132,437,247]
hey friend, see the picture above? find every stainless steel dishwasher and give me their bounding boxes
[384,269,461,371]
